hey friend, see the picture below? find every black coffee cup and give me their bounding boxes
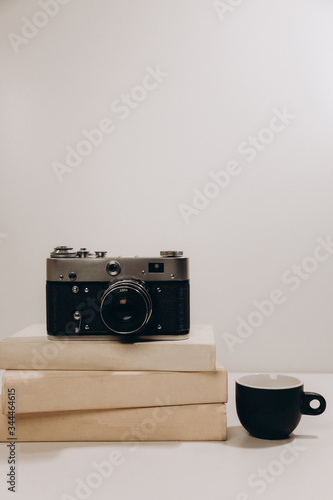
[236,374,326,440]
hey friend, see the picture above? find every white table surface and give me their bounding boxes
[0,372,332,500]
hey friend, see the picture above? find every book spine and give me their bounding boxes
[2,367,228,414]
[0,404,227,442]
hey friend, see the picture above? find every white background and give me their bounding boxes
[1,0,333,372]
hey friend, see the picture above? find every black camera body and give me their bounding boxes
[46,246,190,340]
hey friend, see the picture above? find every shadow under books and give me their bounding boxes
[15,441,180,460]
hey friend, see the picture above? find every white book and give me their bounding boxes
[0,324,216,371]
[0,402,227,442]
[1,364,227,414]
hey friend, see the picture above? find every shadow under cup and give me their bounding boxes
[236,374,326,440]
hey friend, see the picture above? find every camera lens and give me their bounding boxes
[107,261,121,276]
[100,280,152,335]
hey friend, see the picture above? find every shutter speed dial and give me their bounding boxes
[160,251,183,257]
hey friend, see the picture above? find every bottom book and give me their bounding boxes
[0,403,227,442]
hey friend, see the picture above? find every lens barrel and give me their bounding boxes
[100,280,152,335]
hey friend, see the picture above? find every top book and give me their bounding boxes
[0,324,216,371]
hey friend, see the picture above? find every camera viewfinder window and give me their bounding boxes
[148,263,164,273]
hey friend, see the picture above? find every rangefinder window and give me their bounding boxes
[148,263,164,273]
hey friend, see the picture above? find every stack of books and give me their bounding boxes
[0,324,227,441]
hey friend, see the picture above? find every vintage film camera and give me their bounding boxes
[46,246,190,340]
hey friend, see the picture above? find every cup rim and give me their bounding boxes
[236,373,303,390]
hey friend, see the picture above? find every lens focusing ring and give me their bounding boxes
[100,279,152,335]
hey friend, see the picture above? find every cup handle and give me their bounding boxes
[301,392,326,415]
